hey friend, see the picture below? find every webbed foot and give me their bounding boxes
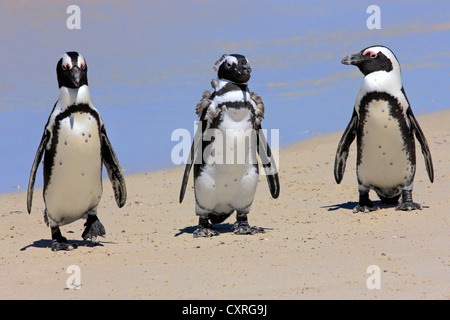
[232,212,265,235]
[82,215,106,242]
[51,239,77,251]
[50,226,77,251]
[354,190,378,213]
[353,205,379,213]
[396,202,422,211]
[395,189,422,211]
[193,216,219,238]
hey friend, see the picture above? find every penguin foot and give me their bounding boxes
[396,201,422,211]
[396,190,422,211]
[50,226,77,251]
[51,239,77,252]
[193,226,220,238]
[193,216,219,238]
[353,205,379,213]
[232,212,264,235]
[82,215,106,242]
[354,191,378,213]
[232,220,265,235]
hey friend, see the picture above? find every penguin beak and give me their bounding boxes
[240,64,252,75]
[70,67,82,87]
[342,53,366,66]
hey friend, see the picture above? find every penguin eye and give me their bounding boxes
[61,62,69,70]
[226,61,234,69]
[80,62,86,70]
[363,50,378,59]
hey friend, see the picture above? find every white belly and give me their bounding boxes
[357,100,413,193]
[44,113,103,226]
[195,107,259,214]
[195,164,258,214]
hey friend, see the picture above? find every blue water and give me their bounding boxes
[0,0,449,194]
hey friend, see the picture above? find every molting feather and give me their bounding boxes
[196,90,212,117]
[213,54,228,71]
[250,92,265,125]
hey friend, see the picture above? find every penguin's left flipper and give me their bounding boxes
[334,110,358,184]
[256,124,280,199]
[407,108,434,183]
[101,127,127,208]
[27,130,50,214]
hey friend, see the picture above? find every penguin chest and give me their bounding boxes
[357,100,414,192]
[217,107,257,164]
[195,107,259,213]
[221,107,252,129]
[44,112,103,225]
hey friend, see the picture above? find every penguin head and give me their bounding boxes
[342,45,400,76]
[216,54,252,84]
[57,52,88,89]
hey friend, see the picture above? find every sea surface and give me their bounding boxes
[0,0,449,194]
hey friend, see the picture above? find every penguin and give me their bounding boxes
[179,54,280,237]
[334,45,433,212]
[27,52,127,251]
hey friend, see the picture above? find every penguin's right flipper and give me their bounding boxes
[334,110,358,184]
[256,125,280,199]
[179,119,205,203]
[101,127,127,208]
[27,130,49,214]
[180,91,215,203]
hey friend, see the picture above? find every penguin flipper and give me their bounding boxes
[256,125,280,199]
[101,127,127,208]
[334,110,358,184]
[407,108,434,183]
[179,119,205,203]
[27,130,49,214]
[180,91,214,203]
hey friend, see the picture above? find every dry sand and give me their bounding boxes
[0,110,449,300]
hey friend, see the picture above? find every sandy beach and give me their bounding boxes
[0,110,448,300]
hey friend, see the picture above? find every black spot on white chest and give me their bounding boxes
[51,112,102,169]
[357,92,414,163]
[356,94,416,189]
[58,112,97,142]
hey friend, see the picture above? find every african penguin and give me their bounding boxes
[334,45,433,212]
[27,52,127,251]
[179,54,280,237]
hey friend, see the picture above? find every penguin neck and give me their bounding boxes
[362,68,402,95]
[216,78,248,91]
[59,85,91,107]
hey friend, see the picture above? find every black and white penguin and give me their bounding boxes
[179,54,280,237]
[27,52,127,251]
[334,45,433,212]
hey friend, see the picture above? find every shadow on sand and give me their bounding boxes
[19,238,117,251]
